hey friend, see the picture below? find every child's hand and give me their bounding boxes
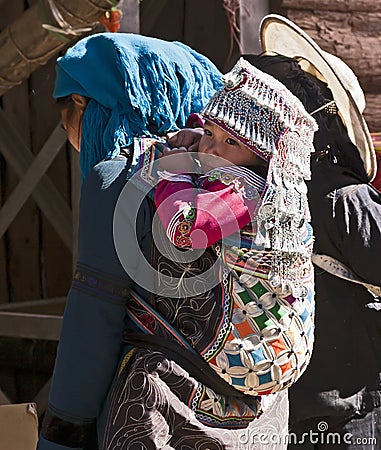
[157,146,195,173]
[167,128,203,152]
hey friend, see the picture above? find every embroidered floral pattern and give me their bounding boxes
[174,205,196,248]
[104,349,271,449]
[207,275,315,396]
[176,235,192,247]
[178,220,192,234]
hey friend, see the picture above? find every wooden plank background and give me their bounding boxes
[0,0,72,403]
[1,0,41,305]
[0,0,72,307]
[140,0,241,72]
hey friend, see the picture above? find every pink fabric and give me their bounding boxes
[154,177,259,249]
[185,113,204,129]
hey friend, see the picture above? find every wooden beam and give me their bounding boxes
[140,0,170,35]
[240,0,269,55]
[0,389,11,405]
[281,0,381,12]
[0,111,73,251]
[119,0,140,33]
[0,0,120,96]
[28,57,73,299]
[0,297,65,313]
[0,124,66,241]
[0,312,62,340]
[33,379,51,417]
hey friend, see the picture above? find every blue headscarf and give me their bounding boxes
[53,33,223,179]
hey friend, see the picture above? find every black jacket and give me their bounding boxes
[290,157,381,424]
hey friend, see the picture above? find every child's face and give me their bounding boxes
[198,120,265,171]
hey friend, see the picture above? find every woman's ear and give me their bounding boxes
[71,94,89,110]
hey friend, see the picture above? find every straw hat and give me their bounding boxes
[260,14,376,181]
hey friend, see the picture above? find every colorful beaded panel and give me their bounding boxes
[199,223,315,396]
[209,278,314,395]
[208,274,315,396]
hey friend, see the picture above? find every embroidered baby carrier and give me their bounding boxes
[211,227,315,396]
[125,58,317,397]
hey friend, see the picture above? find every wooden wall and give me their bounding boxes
[140,0,241,72]
[272,0,381,131]
[0,0,73,402]
[0,0,73,306]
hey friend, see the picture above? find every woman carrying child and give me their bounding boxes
[38,33,316,450]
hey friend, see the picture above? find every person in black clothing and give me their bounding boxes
[242,14,381,449]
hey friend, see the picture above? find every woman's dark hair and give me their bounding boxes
[243,54,369,182]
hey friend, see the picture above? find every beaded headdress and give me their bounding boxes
[202,58,318,296]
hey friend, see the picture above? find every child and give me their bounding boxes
[154,58,318,397]
[155,117,268,249]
